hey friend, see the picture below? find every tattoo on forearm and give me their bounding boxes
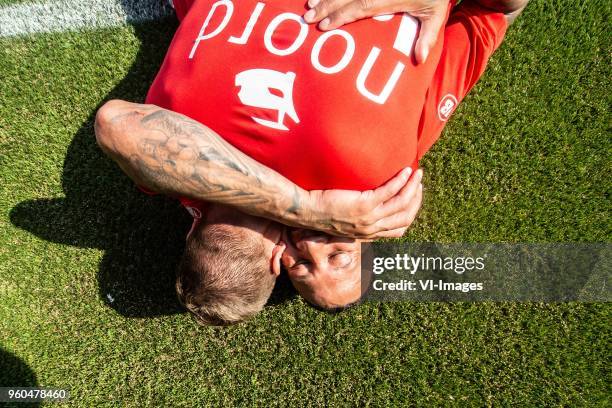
[117,108,304,222]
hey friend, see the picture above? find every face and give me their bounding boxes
[194,205,365,308]
[199,204,286,277]
[281,228,363,309]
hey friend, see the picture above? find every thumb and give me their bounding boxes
[372,167,412,203]
[414,9,445,64]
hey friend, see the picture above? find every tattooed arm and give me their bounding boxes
[94,99,422,239]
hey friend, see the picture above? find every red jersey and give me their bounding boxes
[146,0,507,211]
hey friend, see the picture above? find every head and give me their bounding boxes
[176,204,285,326]
[281,229,371,310]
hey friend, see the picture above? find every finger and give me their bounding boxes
[365,227,407,239]
[373,168,422,218]
[371,167,413,204]
[316,0,384,31]
[371,182,423,233]
[317,3,366,31]
[304,0,353,24]
[414,5,446,64]
[318,0,410,31]
[404,182,423,224]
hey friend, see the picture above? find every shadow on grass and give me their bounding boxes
[0,348,38,387]
[0,348,40,407]
[10,19,184,318]
[9,11,295,318]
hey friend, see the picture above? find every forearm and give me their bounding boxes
[95,100,311,227]
[96,100,421,239]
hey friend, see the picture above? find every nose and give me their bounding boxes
[291,230,327,253]
[283,230,330,270]
[295,238,324,253]
[291,229,327,245]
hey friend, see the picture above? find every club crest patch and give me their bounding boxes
[438,94,458,121]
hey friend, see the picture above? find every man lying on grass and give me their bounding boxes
[95,0,528,325]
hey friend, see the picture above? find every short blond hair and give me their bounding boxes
[176,223,275,326]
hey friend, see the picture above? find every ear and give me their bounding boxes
[185,216,203,242]
[270,241,286,277]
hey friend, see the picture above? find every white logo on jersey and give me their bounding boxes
[235,69,300,131]
[438,94,458,121]
[373,13,418,57]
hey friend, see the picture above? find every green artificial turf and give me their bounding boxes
[0,1,610,406]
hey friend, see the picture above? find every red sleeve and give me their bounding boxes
[171,0,197,22]
[417,1,508,159]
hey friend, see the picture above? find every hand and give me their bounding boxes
[303,0,449,63]
[305,167,423,239]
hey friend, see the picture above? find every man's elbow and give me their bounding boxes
[94,99,131,159]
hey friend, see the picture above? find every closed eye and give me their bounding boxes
[329,252,353,268]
